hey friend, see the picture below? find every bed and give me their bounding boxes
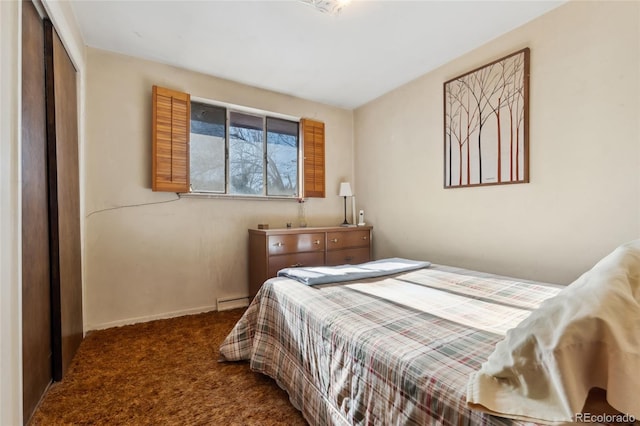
[220,243,640,425]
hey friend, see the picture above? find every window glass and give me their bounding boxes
[229,111,264,195]
[190,102,226,192]
[266,118,299,196]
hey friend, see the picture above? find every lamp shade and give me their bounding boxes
[338,182,353,197]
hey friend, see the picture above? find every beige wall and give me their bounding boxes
[354,0,640,285]
[84,48,354,329]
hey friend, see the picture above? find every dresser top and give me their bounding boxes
[249,225,372,235]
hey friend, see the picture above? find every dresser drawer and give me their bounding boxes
[326,247,371,266]
[268,252,325,277]
[326,230,370,250]
[268,233,325,255]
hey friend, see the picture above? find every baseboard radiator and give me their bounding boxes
[216,296,250,311]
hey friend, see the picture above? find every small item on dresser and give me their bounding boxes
[358,210,365,226]
[298,198,307,228]
[257,224,269,229]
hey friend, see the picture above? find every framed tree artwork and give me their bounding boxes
[443,48,529,188]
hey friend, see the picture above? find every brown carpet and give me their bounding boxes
[30,309,307,425]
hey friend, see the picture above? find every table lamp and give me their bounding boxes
[338,182,353,226]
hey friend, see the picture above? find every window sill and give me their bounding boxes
[179,192,298,201]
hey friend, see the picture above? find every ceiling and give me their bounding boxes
[70,0,565,109]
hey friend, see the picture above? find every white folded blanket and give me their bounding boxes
[277,257,431,286]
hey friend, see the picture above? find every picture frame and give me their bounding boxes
[443,48,530,188]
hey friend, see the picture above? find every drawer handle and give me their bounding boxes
[273,242,284,247]
[330,238,339,243]
[361,236,368,240]
[314,240,321,245]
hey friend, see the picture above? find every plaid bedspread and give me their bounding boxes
[219,264,562,425]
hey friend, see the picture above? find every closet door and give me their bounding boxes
[44,20,83,380]
[21,1,51,420]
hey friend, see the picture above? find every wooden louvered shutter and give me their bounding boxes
[302,118,325,198]
[152,85,190,192]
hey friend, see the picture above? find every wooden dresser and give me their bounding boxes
[248,226,373,297]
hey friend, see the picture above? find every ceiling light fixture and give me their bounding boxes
[299,0,352,15]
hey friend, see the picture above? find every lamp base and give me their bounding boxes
[340,223,357,227]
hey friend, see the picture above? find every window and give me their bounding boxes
[190,103,225,192]
[152,86,324,199]
[228,111,265,195]
[266,117,299,196]
[190,102,299,197]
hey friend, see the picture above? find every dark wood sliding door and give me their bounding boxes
[21,1,51,420]
[44,20,83,381]
[21,3,83,423]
